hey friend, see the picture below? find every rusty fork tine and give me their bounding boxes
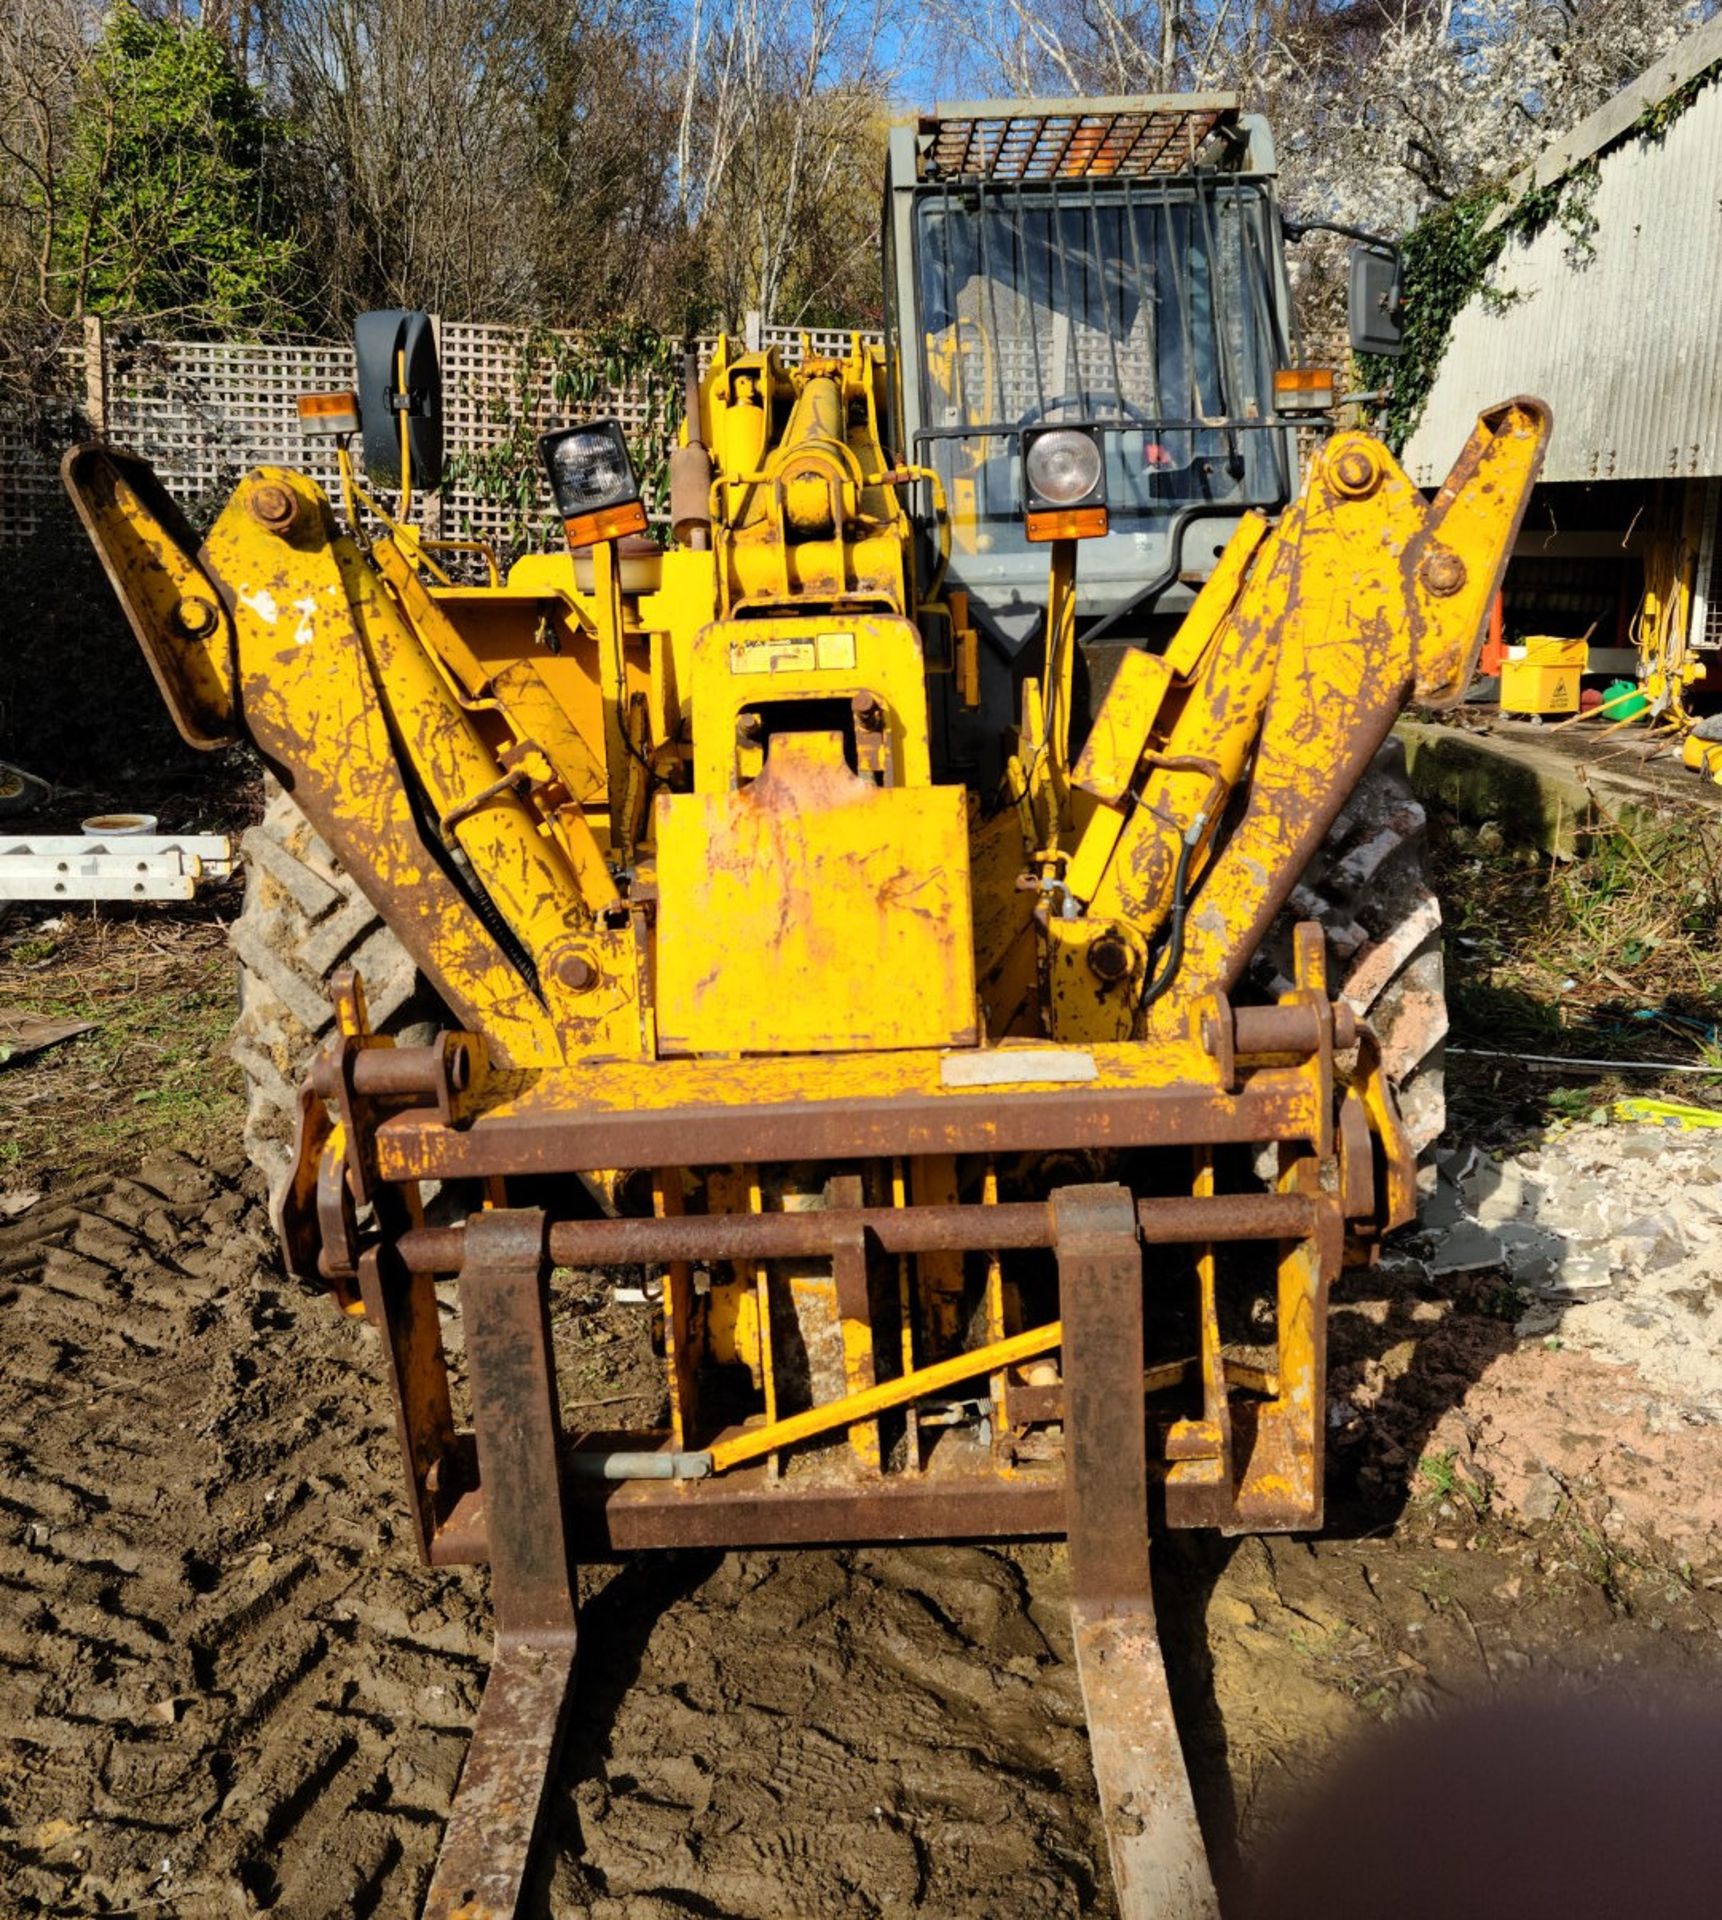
[424,1210,578,1920]
[1056,1184,1219,1920]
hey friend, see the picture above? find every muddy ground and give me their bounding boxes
[3,812,1722,1916]
[3,1143,1719,1919]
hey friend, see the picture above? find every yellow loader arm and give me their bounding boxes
[1043,399,1550,1046]
[61,445,636,1069]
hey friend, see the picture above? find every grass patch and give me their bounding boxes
[1434,807,1722,1142]
[0,899,244,1192]
[1415,1448,1488,1516]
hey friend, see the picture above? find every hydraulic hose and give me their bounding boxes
[1137,812,1207,1012]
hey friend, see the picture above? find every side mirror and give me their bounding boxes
[354,309,443,491]
[1349,245,1405,358]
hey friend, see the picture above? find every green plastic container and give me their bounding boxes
[1602,679,1648,720]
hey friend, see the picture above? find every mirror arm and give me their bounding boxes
[1283,215,1398,253]
[1287,218,1403,300]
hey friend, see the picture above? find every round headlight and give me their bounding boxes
[1025,428,1104,507]
[543,423,636,515]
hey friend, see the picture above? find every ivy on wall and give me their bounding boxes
[1361,186,1505,454]
[1366,59,1720,454]
[443,322,684,554]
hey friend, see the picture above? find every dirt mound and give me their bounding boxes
[1426,1344,1722,1565]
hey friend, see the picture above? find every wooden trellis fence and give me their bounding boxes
[0,313,882,555]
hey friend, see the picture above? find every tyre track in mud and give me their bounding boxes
[0,1154,488,1918]
[0,1161,1119,1920]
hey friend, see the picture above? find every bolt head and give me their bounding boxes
[171,595,219,638]
[1420,548,1467,597]
[249,482,298,533]
[1332,446,1380,497]
[554,950,598,992]
[1086,931,1133,984]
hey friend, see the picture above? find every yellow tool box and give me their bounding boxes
[1501,635,1587,715]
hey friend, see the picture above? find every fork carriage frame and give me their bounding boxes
[284,931,1405,1920]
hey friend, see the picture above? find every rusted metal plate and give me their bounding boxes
[1056,1182,1219,1920]
[422,1631,577,1920]
[457,1211,574,1630]
[429,1458,1069,1561]
[376,1075,1318,1182]
[1070,1605,1219,1920]
[357,1243,456,1563]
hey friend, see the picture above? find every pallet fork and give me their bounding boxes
[392,1187,1222,1920]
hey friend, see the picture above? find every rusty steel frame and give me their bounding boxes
[373,1186,1342,1568]
[321,1017,1366,1920]
[421,1209,578,1920]
[371,1065,1328,1183]
[393,1187,1326,1274]
[1059,1184,1219,1919]
[353,1161,1344,1919]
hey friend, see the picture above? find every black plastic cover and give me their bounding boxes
[354,309,443,491]
[1348,246,1405,359]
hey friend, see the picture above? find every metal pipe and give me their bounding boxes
[706,1319,1066,1474]
[1231,1002,1356,1055]
[566,1450,711,1481]
[395,1189,1322,1277]
[671,339,714,551]
[313,1038,470,1107]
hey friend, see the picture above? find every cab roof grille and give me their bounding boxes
[920,97,1241,184]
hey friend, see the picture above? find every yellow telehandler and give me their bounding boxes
[66,93,1546,1920]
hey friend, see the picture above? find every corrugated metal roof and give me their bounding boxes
[1402,64,1722,487]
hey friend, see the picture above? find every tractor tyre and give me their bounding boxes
[1258,738,1447,1157]
[229,782,440,1210]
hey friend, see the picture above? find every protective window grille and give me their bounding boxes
[921,103,1239,184]
[0,320,884,555]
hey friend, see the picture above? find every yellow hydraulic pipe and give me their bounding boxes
[706,1319,1064,1472]
[592,538,633,839]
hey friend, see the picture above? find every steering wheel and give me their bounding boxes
[1015,392,1154,429]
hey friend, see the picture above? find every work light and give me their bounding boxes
[1022,426,1108,541]
[540,420,648,548]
